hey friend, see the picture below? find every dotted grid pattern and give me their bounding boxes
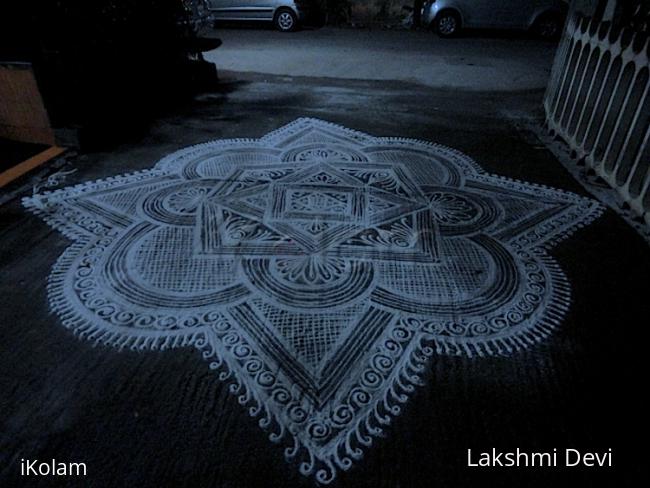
[252,298,368,372]
[134,226,238,293]
[377,238,491,302]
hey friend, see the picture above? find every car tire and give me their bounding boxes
[534,13,563,40]
[435,11,461,38]
[274,8,298,32]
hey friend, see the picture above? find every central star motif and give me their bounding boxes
[197,162,436,260]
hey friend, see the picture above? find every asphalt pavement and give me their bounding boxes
[206,27,558,91]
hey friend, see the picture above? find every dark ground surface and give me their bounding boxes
[0,139,49,173]
[0,70,648,487]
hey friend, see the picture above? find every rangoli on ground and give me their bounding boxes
[24,118,604,483]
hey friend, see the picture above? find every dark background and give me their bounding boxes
[0,72,646,486]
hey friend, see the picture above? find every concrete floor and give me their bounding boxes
[0,27,647,487]
[206,27,557,91]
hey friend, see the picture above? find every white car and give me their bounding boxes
[206,0,312,32]
[422,0,568,38]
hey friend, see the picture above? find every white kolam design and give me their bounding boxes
[24,119,604,483]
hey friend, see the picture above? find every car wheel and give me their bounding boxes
[435,11,460,37]
[534,13,563,40]
[274,8,298,32]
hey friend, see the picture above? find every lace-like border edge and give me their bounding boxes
[30,231,600,485]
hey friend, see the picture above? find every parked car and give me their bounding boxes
[206,0,311,32]
[422,0,568,39]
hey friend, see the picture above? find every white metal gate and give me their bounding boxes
[544,13,650,226]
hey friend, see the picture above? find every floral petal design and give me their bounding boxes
[23,118,603,483]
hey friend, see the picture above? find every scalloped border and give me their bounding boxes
[22,117,605,484]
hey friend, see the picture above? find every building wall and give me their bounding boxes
[322,0,406,25]
[0,63,54,145]
[349,0,405,24]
